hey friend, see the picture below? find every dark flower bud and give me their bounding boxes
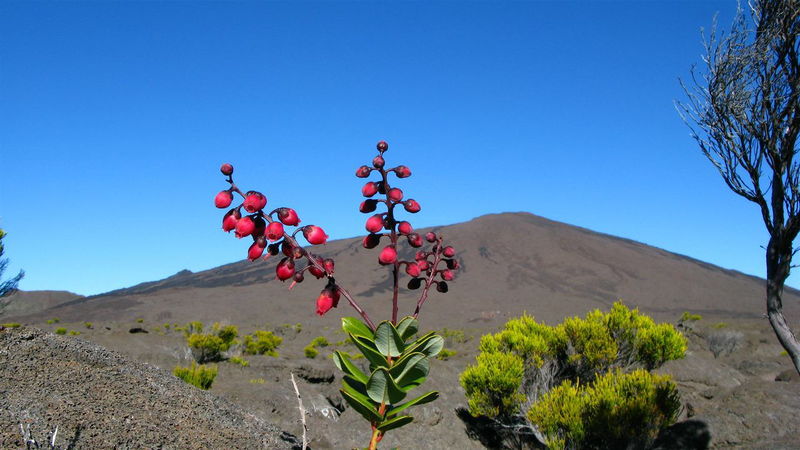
[407,233,423,248]
[425,232,437,243]
[407,278,422,290]
[362,233,381,249]
[436,281,449,293]
[356,165,372,178]
[394,165,411,178]
[377,140,389,152]
[373,155,385,169]
[220,163,234,176]
[404,199,421,213]
[360,199,379,213]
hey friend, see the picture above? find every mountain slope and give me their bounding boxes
[7,212,796,328]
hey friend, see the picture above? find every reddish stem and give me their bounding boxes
[412,237,444,319]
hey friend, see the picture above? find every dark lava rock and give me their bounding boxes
[294,364,335,384]
[128,327,148,334]
[0,326,299,449]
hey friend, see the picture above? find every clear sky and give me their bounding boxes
[1,0,783,296]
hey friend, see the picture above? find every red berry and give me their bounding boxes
[303,225,328,245]
[425,232,437,243]
[359,200,378,213]
[395,165,411,178]
[243,191,267,213]
[407,233,423,248]
[356,165,371,178]
[377,140,389,152]
[316,285,340,316]
[443,246,456,257]
[222,208,241,232]
[248,241,265,261]
[397,221,413,235]
[365,214,384,233]
[308,259,326,279]
[220,163,234,176]
[277,208,301,226]
[293,272,305,283]
[235,216,256,238]
[276,258,295,281]
[373,156,385,169]
[415,251,427,260]
[441,270,455,281]
[266,221,285,241]
[379,246,397,265]
[324,258,335,274]
[362,182,378,197]
[405,262,421,277]
[418,260,430,271]
[362,233,381,249]
[404,199,420,213]
[214,191,233,208]
[387,188,403,202]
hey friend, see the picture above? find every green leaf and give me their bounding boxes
[377,415,414,433]
[333,350,368,384]
[395,316,419,341]
[393,353,430,390]
[341,389,382,423]
[386,391,439,417]
[375,321,405,358]
[342,374,369,398]
[342,317,374,340]
[366,367,407,404]
[404,332,444,358]
[351,334,390,369]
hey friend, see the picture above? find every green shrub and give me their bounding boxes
[84,322,93,329]
[249,378,266,384]
[460,352,526,417]
[242,330,282,356]
[136,318,144,323]
[310,336,329,347]
[712,322,728,329]
[54,327,67,335]
[304,345,319,358]
[437,348,457,360]
[69,330,81,336]
[441,327,469,344]
[173,362,217,390]
[528,370,681,449]
[229,356,249,367]
[186,323,239,363]
[461,301,686,432]
[46,318,60,325]
[163,323,171,330]
[2,322,21,328]
[679,311,702,322]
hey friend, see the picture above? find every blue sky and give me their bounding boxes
[1,1,780,296]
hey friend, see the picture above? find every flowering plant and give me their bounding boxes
[215,141,459,449]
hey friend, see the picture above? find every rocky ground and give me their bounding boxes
[2,313,798,449]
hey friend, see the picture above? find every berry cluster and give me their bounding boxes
[214,140,458,326]
[356,141,459,322]
[214,164,341,316]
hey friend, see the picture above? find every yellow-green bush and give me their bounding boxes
[310,336,329,347]
[528,370,681,450]
[437,348,457,360]
[2,322,21,328]
[186,323,239,363]
[460,302,686,424]
[173,362,217,390]
[54,327,67,335]
[84,322,93,329]
[229,356,249,367]
[680,311,702,322]
[69,330,81,336]
[304,345,319,358]
[46,318,60,324]
[460,352,526,417]
[242,330,282,357]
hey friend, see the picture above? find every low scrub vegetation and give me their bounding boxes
[460,302,686,448]
[707,329,744,358]
[186,322,239,363]
[173,362,218,390]
[304,335,330,358]
[54,327,67,335]
[242,330,282,357]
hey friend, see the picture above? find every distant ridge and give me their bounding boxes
[5,212,797,327]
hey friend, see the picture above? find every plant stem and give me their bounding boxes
[413,237,444,318]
